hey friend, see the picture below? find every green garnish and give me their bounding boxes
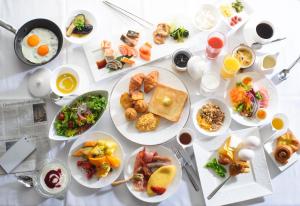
[255,91,263,100]
[170,27,189,42]
[205,158,227,178]
[236,103,244,113]
[74,17,85,31]
[232,0,244,13]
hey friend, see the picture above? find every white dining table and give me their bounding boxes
[1,0,300,205]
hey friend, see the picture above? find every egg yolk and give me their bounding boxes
[27,34,40,47]
[37,45,49,56]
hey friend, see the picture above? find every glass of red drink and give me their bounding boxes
[206,31,225,59]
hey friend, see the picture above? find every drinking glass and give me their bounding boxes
[206,31,225,59]
[220,55,240,79]
[200,71,220,96]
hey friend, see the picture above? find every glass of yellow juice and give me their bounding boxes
[220,56,240,79]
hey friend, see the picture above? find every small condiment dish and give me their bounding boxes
[271,113,289,134]
[172,49,192,72]
[176,127,196,149]
[259,52,278,71]
[50,64,80,97]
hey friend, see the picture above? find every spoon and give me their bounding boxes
[16,175,34,188]
[49,92,77,104]
[278,55,300,81]
[251,37,287,50]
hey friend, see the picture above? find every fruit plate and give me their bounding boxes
[68,131,124,188]
[109,66,190,145]
[123,146,182,203]
[264,129,300,171]
[193,127,272,206]
[225,71,278,127]
[218,0,254,34]
[49,90,108,141]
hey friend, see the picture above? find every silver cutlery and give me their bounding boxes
[49,92,77,104]
[102,1,154,29]
[277,54,300,81]
[172,145,200,191]
[16,175,34,188]
[251,37,287,50]
[207,175,231,200]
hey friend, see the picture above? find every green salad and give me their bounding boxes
[54,95,107,137]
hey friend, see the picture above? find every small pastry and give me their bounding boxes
[131,91,144,101]
[144,71,159,93]
[134,100,148,113]
[129,73,145,94]
[277,130,300,152]
[120,92,132,109]
[274,145,293,164]
[125,108,137,121]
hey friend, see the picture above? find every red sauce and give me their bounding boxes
[179,133,192,145]
[44,168,62,189]
[208,37,224,49]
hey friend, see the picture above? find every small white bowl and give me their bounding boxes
[193,4,220,31]
[63,9,97,45]
[50,64,80,97]
[176,127,196,149]
[271,113,289,134]
[192,98,231,137]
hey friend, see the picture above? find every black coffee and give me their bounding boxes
[256,23,273,39]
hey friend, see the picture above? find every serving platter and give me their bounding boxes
[193,127,272,206]
[123,146,182,203]
[68,131,124,189]
[225,71,278,127]
[109,66,190,145]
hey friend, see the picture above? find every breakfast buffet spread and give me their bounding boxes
[1,0,300,205]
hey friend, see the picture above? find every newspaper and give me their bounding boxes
[0,99,50,175]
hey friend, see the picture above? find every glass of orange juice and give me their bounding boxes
[220,55,241,79]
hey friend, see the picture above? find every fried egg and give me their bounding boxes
[21,28,58,64]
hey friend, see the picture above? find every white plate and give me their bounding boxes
[49,90,108,141]
[225,71,278,127]
[110,67,190,145]
[124,146,182,203]
[193,127,272,206]
[192,98,231,137]
[218,0,254,34]
[68,131,124,189]
[63,10,98,45]
[264,129,299,171]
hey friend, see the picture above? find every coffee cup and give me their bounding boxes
[254,20,275,43]
[50,65,80,97]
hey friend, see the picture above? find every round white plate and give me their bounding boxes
[63,10,98,45]
[68,131,124,189]
[192,98,231,137]
[124,146,182,203]
[110,67,190,145]
[225,71,278,127]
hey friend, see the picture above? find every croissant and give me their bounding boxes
[277,130,300,153]
[274,145,293,164]
[144,71,159,93]
[129,73,145,94]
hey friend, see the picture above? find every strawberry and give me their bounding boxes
[151,186,166,195]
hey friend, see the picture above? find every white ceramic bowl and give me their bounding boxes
[48,90,108,141]
[192,98,231,137]
[193,4,220,31]
[63,9,97,44]
[68,131,124,189]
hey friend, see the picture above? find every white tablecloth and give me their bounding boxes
[1,0,300,205]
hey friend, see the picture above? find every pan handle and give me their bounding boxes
[0,19,17,34]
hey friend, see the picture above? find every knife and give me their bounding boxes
[173,146,200,191]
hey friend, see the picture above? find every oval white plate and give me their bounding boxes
[68,131,124,189]
[192,98,231,137]
[110,67,190,145]
[63,9,97,45]
[49,90,108,141]
[124,146,182,203]
[225,71,278,127]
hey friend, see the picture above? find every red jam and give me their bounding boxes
[44,168,62,189]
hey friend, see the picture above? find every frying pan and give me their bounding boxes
[0,18,63,66]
